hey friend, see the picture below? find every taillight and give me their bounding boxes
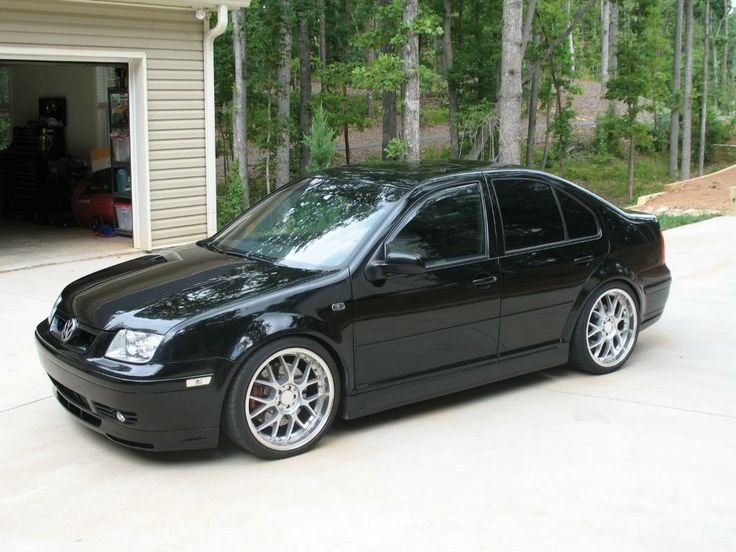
[659,230,666,265]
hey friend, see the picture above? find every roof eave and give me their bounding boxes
[58,0,252,11]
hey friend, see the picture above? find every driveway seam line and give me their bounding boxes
[539,386,736,420]
[0,395,52,414]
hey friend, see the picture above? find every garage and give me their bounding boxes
[0,62,136,269]
[0,0,251,271]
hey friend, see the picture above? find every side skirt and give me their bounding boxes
[339,344,568,420]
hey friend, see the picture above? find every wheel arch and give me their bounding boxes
[562,272,643,345]
[219,328,350,423]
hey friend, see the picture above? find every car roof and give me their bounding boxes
[313,161,522,189]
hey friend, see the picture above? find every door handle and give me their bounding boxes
[472,275,498,287]
[574,254,595,265]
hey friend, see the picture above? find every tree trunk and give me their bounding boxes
[723,0,729,108]
[556,85,565,175]
[318,0,327,72]
[231,8,249,208]
[670,0,684,177]
[298,13,312,174]
[681,0,694,180]
[567,0,575,72]
[627,126,635,202]
[380,0,397,159]
[275,0,291,188]
[343,108,351,164]
[698,0,710,176]
[402,0,420,160]
[541,100,551,169]
[266,88,272,194]
[443,0,459,158]
[601,0,610,87]
[609,0,618,77]
[365,16,376,119]
[526,31,541,167]
[382,91,397,159]
[521,0,537,60]
[341,0,351,164]
[498,0,523,164]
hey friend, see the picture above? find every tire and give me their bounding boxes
[223,337,341,459]
[570,282,640,375]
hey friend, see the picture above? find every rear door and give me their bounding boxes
[490,176,606,355]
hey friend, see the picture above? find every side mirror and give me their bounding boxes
[366,251,426,281]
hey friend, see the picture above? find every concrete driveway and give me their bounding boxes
[1,218,734,551]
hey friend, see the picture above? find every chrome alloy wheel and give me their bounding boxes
[586,288,638,368]
[245,347,334,451]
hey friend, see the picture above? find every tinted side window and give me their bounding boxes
[557,190,598,239]
[494,179,564,251]
[387,184,485,267]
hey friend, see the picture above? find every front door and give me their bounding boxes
[351,181,501,390]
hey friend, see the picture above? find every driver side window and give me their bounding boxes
[386,183,486,268]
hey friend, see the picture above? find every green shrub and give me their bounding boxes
[384,138,408,160]
[303,104,337,171]
[594,113,624,156]
[702,107,733,162]
[217,162,244,230]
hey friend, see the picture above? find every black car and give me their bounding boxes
[36,162,671,459]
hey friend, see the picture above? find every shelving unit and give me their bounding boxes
[108,87,132,236]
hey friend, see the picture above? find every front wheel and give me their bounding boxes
[570,284,640,375]
[223,339,340,459]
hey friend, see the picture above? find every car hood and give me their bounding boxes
[62,244,327,333]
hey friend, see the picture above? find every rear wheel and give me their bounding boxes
[570,283,639,375]
[223,338,340,459]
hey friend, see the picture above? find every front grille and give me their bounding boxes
[55,391,102,427]
[49,375,89,410]
[50,314,97,352]
[93,402,139,425]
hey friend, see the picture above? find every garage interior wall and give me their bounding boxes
[0,0,209,249]
[10,64,105,157]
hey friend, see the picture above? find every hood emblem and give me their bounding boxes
[60,318,78,343]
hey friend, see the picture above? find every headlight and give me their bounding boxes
[105,329,164,364]
[48,294,62,324]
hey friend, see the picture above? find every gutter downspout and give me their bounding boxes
[204,5,228,236]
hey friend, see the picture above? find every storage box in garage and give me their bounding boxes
[113,201,132,233]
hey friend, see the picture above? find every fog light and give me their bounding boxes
[116,411,126,423]
[186,376,212,388]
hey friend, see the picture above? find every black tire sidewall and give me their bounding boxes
[223,337,341,459]
[571,281,640,375]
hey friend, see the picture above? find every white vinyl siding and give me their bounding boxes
[0,0,209,248]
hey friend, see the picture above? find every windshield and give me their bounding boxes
[210,176,404,270]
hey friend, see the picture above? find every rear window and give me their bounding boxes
[494,179,564,251]
[557,190,598,240]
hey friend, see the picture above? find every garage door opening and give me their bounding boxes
[0,60,138,271]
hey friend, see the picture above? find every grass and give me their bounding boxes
[420,105,449,127]
[657,213,721,230]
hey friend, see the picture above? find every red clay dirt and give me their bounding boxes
[640,164,736,213]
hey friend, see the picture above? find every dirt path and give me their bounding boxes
[638,163,736,214]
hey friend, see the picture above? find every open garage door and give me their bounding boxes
[0,61,140,271]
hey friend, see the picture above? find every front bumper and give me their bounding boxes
[36,325,233,452]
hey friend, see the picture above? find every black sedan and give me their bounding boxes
[36,162,671,459]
